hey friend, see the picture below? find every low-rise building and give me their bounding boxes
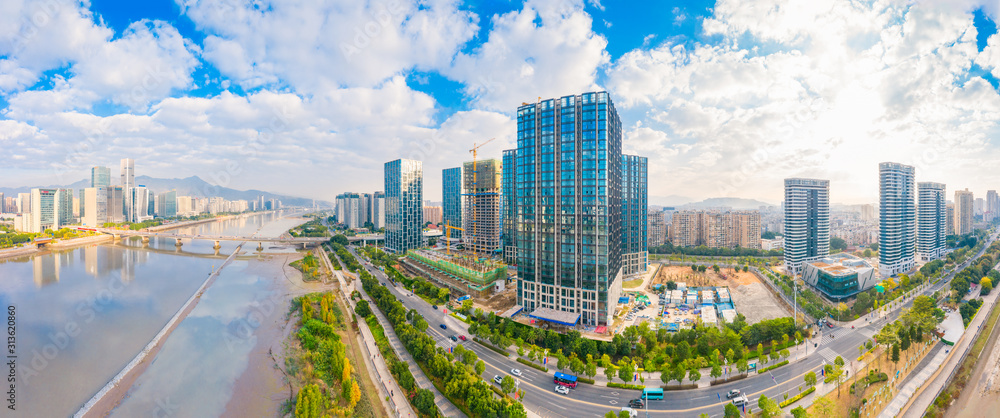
[802,253,879,300]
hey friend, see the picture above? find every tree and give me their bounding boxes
[618,359,635,383]
[891,344,900,365]
[476,360,485,376]
[354,300,372,318]
[804,371,817,386]
[604,412,617,418]
[834,356,844,368]
[331,234,349,246]
[711,364,722,380]
[413,389,436,415]
[790,405,809,418]
[780,349,790,361]
[688,368,701,384]
[342,357,353,383]
[295,384,324,418]
[830,237,848,252]
[758,395,781,418]
[605,365,617,382]
[349,379,361,408]
[736,358,748,375]
[983,277,994,295]
[813,397,834,417]
[724,403,741,418]
[671,365,687,386]
[501,375,516,394]
[585,361,597,378]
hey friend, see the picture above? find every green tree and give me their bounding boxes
[711,364,722,380]
[758,394,781,418]
[354,300,372,318]
[688,367,701,384]
[501,375,516,394]
[604,412,617,418]
[413,389,436,415]
[605,365,617,382]
[804,371,817,386]
[331,234,349,246]
[671,365,687,386]
[585,361,597,378]
[891,344,900,365]
[618,359,635,383]
[834,356,844,368]
[790,405,809,418]
[724,403,741,418]
[476,360,485,376]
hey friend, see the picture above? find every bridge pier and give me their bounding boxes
[257,242,263,252]
[175,238,183,248]
[214,240,221,250]
[112,234,121,241]
[141,236,149,245]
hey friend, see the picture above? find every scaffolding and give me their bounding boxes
[407,249,506,287]
[462,158,502,254]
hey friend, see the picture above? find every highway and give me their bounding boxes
[346,228,997,417]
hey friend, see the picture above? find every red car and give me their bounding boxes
[458,335,467,341]
[827,322,834,328]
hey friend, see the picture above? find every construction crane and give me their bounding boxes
[468,138,495,259]
[444,221,464,257]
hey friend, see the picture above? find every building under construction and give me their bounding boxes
[405,249,507,298]
[463,158,502,255]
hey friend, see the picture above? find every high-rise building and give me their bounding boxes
[784,178,830,276]
[988,190,999,222]
[91,166,110,188]
[501,149,518,264]
[515,91,623,327]
[668,210,762,249]
[954,189,973,235]
[385,159,423,254]
[860,204,875,221]
[335,192,367,228]
[157,191,177,218]
[368,191,385,230]
[82,187,108,227]
[30,188,73,233]
[423,206,442,225]
[442,167,462,237]
[648,211,667,247]
[622,155,648,275]
[879,162,916,278]
[946,203,955,235]
[120,158,135,221]
[462,158,502,254]
[17,192,30,214]
[106,186,124,223]
[917,182,946,261]
[129,186,152,222]
[670,211,701,247]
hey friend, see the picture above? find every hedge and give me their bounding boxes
[607,382,645,390]
[758,360,789,373]
[710,374,748,386]
[824,374,840,384]
[663,383,699,391]
[516,357,548,372]
[474,337,509,356]
[779,386,815,408]
[577,377,595,385]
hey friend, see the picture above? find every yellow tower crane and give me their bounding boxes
[444,221,464,257]
[468,138,495,259]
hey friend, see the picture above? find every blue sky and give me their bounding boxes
[3,0,1000,205]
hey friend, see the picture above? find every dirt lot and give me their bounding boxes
[652,265,791,324]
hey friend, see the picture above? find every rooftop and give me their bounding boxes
[806,253,872,276]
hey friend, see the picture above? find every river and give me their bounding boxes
[0,211,308,417]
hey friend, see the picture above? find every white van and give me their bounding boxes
[620,407,638,418]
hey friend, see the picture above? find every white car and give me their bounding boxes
[510,368,522,377]
[620,407,638,418]
[554,385,570,395]
[493,375,503,384]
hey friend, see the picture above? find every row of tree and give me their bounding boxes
[292,293,364,417]
[650,243,783,257]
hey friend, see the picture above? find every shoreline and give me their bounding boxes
[75,244,245,418]
[0,234,113,261]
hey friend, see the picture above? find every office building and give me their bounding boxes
[368,192,385,230]
[988,190,999,222]
[121,158,134,221]
[802,253,879,301]
[105,186,124,223]
[622,155,648,275]
[82,187,108,227]
[91,166,110,188]
[879,162,916,278]
[385,159,423,254]
[129,186,152,222]
[443,167,462,236]
[157,191,177,218]
[668,210,761,249]
[463,158,502,254]
[17,192,30,214]
[29,188,73,233]
[954,189,973,235]
[917,182,946,261]
[784,178,830,276]
[502,149,518,264]
[515,91,623,327]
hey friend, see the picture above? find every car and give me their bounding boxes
[554,385,570,395]
[726,389,741,399]
[827,322,835,328]
[458,335,467,341]
[627,399,644,408]
[732,395,749,406]
[439,324,447,330]
[620,407,638,418]
[494,375,503,384]
[432,305,438,309]
[510,369,522,377]
[450,335,458,341]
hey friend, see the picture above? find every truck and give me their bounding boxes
[456,295,472,302]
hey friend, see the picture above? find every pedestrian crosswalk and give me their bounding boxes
[818,347,840,363]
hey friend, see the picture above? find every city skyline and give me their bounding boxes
[4,2,1000,204]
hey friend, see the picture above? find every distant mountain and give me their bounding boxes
[0,175,327,207]
[649,195,694,207]
[677,197,776,210]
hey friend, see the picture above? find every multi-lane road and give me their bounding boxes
[347,229,998,417]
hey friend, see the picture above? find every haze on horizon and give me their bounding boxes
[3,0,1000,205]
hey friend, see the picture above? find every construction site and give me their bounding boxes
[400,249,508,298]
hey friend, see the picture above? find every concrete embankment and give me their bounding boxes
[74,244,245,418]
[0,234,113,261]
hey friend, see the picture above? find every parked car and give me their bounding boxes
[554,385,570,395]
[450,335,458,341]
[510,369,522,377]
[620,407,638,418]
[827,322,835,328]
[628,399,644,408]
[458,335,467,341]
[439,324,447,330]
[493,375,503,384]
[726,389,741,399]
[432,305,438,309]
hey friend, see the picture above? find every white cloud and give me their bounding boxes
[445,0,609,110]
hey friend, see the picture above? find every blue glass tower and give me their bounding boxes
[443,167,462,238]
[621,155,648,275]
[385,159,423,254]
[515,91,623,327]
[502,149,517,264]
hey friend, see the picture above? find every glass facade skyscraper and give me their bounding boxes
[879,162,916,278]
[917,182,946,261]
[442,167,462,238]
[385,159,423,254]
[621,155,647,275]
[515,91,623,327]
[783,178,830,276]
[502,149,517,264]
[91,166,110,188]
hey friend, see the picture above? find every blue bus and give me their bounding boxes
[641,388,664,400]
[553,372,578,388]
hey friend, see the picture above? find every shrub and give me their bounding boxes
[780,387,816,408]
[607,382,645,390]
[516,357,548,372]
